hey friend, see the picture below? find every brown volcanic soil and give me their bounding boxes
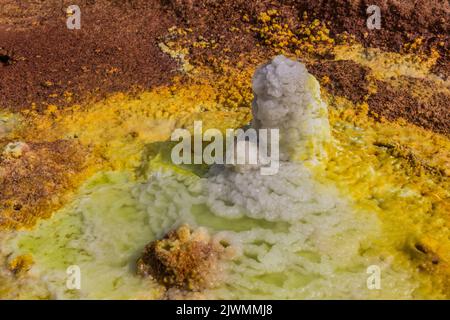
[294,0,449,80]
[368,78,450,136]
[178,0,449,78]
[0,0,448,132]
[308,60,370,103]
[294,0,449,50]
[0,0,178,112]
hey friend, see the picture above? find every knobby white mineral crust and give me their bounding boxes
[251,55,331,163]
[206,162,341,221]
[225,139,264,174]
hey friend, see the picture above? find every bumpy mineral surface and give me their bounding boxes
[137,225,227,292]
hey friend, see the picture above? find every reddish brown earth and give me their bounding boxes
[294,0,449,80]
[180,0,449,78]
[308,60,370,103]
[368,78,450,136]
[0,0,178,112]
[294,0,448,50]
[0,0,448,132]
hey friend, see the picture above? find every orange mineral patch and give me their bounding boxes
[0,139,90,229]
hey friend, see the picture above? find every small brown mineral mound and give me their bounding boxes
[137,225,231,293]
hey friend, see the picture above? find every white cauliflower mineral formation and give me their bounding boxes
[251,55,331,163]
[204,55,336,221]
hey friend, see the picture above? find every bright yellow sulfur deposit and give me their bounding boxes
[253,10,334,56]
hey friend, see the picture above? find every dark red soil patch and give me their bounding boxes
[293,0,449,50]
[367,78,450,136]
[161,0,276,68]
[293,0,449,80]
[0,0,178,112]
[308,60,370,103]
